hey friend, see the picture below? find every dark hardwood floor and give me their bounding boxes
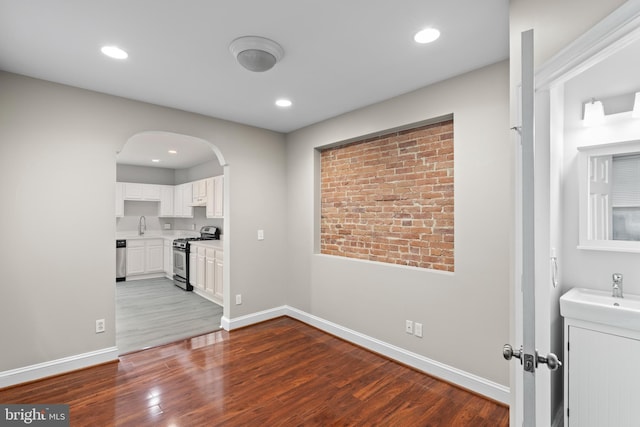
[0,317,509,426]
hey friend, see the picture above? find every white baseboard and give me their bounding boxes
[224,305,510,405]
[0,347,119,389]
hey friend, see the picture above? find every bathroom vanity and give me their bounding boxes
[560,287,640,427]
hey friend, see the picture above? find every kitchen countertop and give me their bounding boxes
[115,231,199,241]
[189,240,223,250]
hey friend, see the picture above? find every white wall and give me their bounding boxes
[0,71,287,373]
[285,61,511,386]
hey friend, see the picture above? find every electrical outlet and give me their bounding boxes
[405,320,413,334]
[95,319,105,334]
[164,223,171,230]
[414,322,423,338]
[236,294,242,305]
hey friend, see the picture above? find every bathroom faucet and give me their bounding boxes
[612,273,623,298]
[138,216,146,236]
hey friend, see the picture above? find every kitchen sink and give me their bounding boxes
[560,287,640,331]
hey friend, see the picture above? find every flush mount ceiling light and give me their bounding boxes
[414,28,440,44]
[101,45,128,59]
[151,159,160,163]
[168,150,177,154]
[229,36,284,72]
[583,98,605,126]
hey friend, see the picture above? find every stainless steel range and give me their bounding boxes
[172,226,220,290]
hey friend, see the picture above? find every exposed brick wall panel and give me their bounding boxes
[320,120,454,271]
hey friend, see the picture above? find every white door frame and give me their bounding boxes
[512,3,640,426]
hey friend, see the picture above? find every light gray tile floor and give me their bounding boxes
[116,278,223,354]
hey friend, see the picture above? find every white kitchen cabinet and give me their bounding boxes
[196,246,206,292]
[126,240,146,276]
[173,183,193,217]
[190,242,223,305]
[122,183,161,201]
[142,184,160,201]
[206,175,224,218]
[192,179,207,205]
[214,249,223,301]
[205,248,216,297]
[159,185,174,217]
[115,182,124,217]
[124,183,143,200]
[163,239,173,279]
[205,177,214,218]
[214,175,223,218]
[126,238,164,277]
[145,239,164,272]
[189,251,196,289]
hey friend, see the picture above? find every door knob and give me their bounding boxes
[503,344,522,362]
[537,352,562,371]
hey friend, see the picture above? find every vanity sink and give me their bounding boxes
[560,287,640,332]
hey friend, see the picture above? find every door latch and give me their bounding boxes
[503,344,562,372]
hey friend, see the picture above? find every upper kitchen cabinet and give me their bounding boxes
[209,175,224,218]
[159,185,174,217]
[123,183,161,201]
[173,182,193,218]
[192,179,207,206]
[115,182,124,217]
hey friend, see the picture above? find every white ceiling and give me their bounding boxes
[0,0,509,168]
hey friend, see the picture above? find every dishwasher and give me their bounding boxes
[116,240,126,282]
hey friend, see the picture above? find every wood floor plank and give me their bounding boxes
[0,317,509,426]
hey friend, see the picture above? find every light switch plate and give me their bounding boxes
[257,229,264,240]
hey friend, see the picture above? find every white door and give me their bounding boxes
[504,30,562,427]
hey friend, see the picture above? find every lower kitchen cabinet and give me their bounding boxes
[126,239,164,277]
[163,239,173,279]
[191,243,223,305]
[126,242,145,276]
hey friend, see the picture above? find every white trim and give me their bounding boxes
[536,0,640,90]
[224,305,510,404]
[0,347,118,389]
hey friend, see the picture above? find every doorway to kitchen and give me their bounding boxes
[115,131,229,354]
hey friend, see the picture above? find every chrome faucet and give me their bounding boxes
[612,273,623,298]
[138,215,146,236]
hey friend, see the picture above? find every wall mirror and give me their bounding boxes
[578,139,640,252]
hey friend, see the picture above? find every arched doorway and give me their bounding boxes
[115,131,229,354]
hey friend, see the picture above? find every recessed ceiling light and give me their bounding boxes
[275,99,292,107]
[101,45,128,59]
[414,28,440,44]
[168,150,177,154]
[151,159,160,163]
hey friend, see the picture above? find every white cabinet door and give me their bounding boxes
[115,182,124,217]
[192,179,207,204]
[214,250,223,302]
[567,326,640,427]
[214,175,224,218]
[159,185,174,217]
[196,246,206,291]
[126,244,145,275]
[182,183,193,217]
[163,240,173,277]
[145,240,164,272]
[174,185,183,216]
[205,177,214,218]
[205,248,215,296]
[124,183,143,200]
[142,184,161,201]
[189,251,196,287]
